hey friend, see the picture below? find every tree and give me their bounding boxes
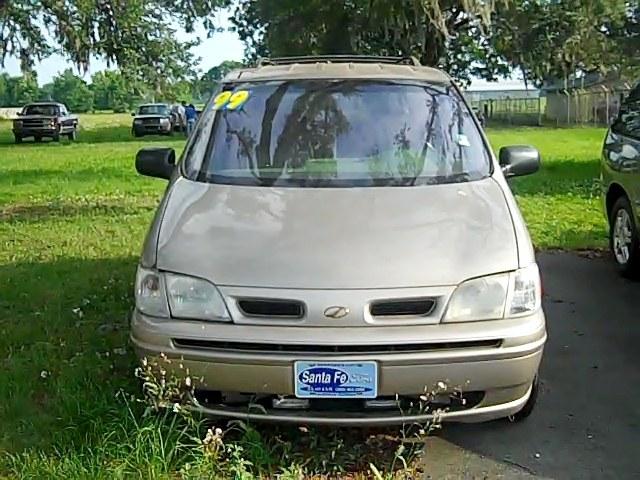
[231,0,507,83]
[51,69,94,112]
[230,0,639,85]
[0,1,228,91]
[199,60,244,96]
[0,73,7,106]
[165,80,196,103]
[38,83,54,102]
[613,2,640,78]
[490,0,634,86]
[0,74,38,106]
[91,70,142,112]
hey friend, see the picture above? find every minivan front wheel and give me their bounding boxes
[610,197,640,278]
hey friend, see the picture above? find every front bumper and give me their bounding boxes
[13,128,59,136]
[131,309,546,424]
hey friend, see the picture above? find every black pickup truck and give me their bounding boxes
[12,102,79,143]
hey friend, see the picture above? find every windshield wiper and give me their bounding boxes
[410,172,473,186]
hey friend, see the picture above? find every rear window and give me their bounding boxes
[190,80,490,187]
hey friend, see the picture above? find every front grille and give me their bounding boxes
[142,118,160,125]
[172,338,501,354]
[370,298,436,317]
[22,119,48,127]
[237,299,305,318]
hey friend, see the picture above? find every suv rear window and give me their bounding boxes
[191,80,490,187]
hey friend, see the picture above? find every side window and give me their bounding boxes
[613,85,640,139]
[59,106,67,116]
[182,95,217,179]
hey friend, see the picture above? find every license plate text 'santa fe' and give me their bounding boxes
[294,361,378,398]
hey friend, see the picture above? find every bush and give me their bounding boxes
[52,69,94,112]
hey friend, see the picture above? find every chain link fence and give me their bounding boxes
[469,86,632,127]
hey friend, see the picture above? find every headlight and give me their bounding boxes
[506,263,541,316]
[165,273,231,321]
[134,119,143,124]
[135,267,169,317]
[14,120,22,127]
[160,118,170,125]
[443,264,541,322]
[134,266,231,321]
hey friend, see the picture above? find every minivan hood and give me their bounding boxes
[156,177,518,289]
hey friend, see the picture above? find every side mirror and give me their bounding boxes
[131,112,136,117]
[135,147,176,180]
[499,145,540,178]
[16,112,22,116]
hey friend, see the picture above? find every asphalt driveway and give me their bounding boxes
[429,252,640,479]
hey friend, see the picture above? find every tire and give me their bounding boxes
[14,135,22,144]
[34,136,42,143]
[609,196,640,278]
[509,375,539,422]
[67,129,77,141]
[133,129,143,138]
[52,133,60,142]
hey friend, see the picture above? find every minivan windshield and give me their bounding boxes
[197,80,490,187]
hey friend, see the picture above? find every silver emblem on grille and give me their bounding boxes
[323,306,350,319]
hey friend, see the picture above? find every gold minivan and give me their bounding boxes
[131,56,546,425]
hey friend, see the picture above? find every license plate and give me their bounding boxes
[294,361,378,399]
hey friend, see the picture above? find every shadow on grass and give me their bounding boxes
[0,257,425,477]
[78,125,187,144]
[0,256,139,452]
[0,166,138,187]
[0,198,157,223]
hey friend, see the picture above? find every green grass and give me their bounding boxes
[488,126,607,249]
[0,116,180,454]
[0,115,608,477]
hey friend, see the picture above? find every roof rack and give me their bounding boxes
[257,55,421,67]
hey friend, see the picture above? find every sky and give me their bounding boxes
[2,16,246,85]
[1,13,528,91]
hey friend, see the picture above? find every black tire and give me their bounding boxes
[52,133,60,142]
[67,129,77,141]
[133,130,143,138]
[34,136,42,143]
[609,196,640,278]
[14,135,22,144]
[509,375,539,422]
